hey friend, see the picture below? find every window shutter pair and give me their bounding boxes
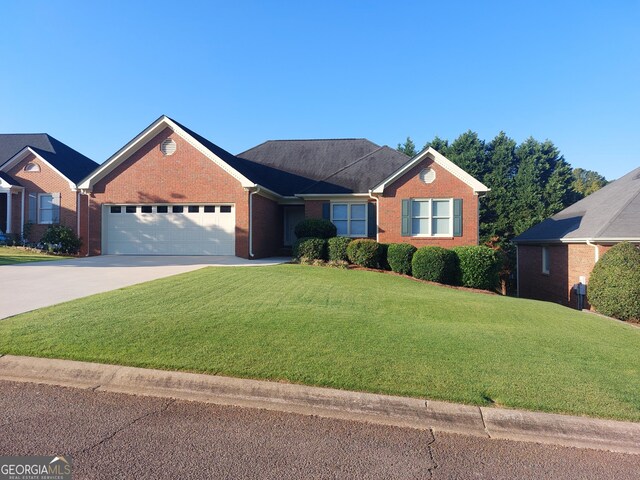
[401,198,463,237]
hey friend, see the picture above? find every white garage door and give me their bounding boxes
[104,204,235,255]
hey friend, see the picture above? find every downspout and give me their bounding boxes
[86,193,91,256]
[368,190,379,242]
[586,239,599,263]
[76,191,80,236]
[249,187,261,258]
[20,189,25,239]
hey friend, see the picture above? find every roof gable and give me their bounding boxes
[78,116,256,191]
[514,166,640,243]
[371,147,490,194]
[0,134,97,184]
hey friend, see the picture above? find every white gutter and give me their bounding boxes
[20,189,25,239]
[586,239,599,263]
[249,187,261,258]
[367,190,379,242]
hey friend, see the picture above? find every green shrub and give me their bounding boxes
[292,237,327,260]
[294,219,337,239]
[378,243,391,271]
[387,243,417,275]
[588,242,640,321]
[347,239,380,268]
[40,225,81,254]
[327,236,352,262]
[411,246,459,285]
[452,245,500,291]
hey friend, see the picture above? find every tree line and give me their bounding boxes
[397,132,608,246]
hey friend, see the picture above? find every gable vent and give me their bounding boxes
[160,139,177,156]
[419,168,436,184]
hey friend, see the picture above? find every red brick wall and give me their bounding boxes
[87,127,251,257]
[8,153,79,241]
[305,200,325,219]
[251,194,282,258]
[377,158,479,247]
[518,243,614,308]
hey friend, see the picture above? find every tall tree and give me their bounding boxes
[397,137,417,157]
[571,168,608,198]
[442,130,488,180]
[512,138,573,235]
[481,132,518,240]
[424,136,450,155]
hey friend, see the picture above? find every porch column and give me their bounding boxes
[6,190,12,233]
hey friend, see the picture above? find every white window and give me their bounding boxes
[24,163,40,172]
[331,203,367,237]
[542,246,550,274]
[38,193,60,224]
[410,199,452,236]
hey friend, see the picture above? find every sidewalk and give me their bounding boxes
[0,354,637,455]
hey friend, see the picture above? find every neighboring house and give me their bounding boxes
[0,134,98,241]
[3,115,489,258]
[514,166,640,308]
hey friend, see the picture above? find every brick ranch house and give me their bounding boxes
[514,166,640,308]
[1,115,489,258]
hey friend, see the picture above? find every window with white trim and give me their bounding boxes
[38,193,60,224]
[410,199,452,236]
[331,203,367,237]
[542,246,550,274]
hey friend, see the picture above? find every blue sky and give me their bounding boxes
[1,1,638,179]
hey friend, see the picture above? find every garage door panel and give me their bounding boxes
[105,204,235,255]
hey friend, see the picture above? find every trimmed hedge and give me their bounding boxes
[588,242,640,321]
[40,225,82,254]
[347,239,380,268]
[387,243,417,275]
[327,236,352,262]
[452,245,500,291]
[292,237,327,261]
[378,243,391,271]
[411,246,458,285]
[294,219,337,239]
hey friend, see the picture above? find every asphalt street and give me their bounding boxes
[1,380,638,479]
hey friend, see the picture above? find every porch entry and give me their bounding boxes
[283,205,305,246]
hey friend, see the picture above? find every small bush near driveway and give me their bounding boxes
[293,237,327,261]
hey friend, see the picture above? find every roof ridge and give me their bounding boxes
[262,138,370,142]
[299,146,385,193]
[592,187,640,239]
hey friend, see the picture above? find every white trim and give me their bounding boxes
[5,189,11,233]
[371,147,489,194]
[78,115,257,190]
[330,201,368,237]
[0,147,76,189]
[296,193,370,199]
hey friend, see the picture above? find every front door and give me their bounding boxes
[283,206,306,246]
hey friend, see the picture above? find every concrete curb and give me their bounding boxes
[0,355,638,455]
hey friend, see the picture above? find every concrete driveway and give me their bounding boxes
[0,255,289,319]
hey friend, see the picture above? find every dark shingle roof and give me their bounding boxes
[0,134,98,183]
[237,139,410,195]
[514,166,640,243]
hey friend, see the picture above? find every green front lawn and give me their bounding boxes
[0,265,638,420]
[0,246,72,265]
